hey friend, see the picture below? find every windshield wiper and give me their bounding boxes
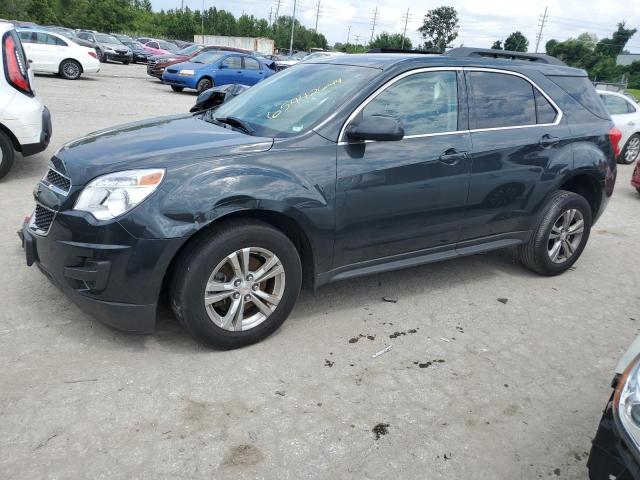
[214,116,255,135]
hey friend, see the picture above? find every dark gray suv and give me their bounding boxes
[76,31,132,64]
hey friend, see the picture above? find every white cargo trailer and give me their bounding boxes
[193,35,275,55]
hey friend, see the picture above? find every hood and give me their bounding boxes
[104,42,130,50]
[169,60,210,72]
[155,55,189,66]
[54,114,273,185]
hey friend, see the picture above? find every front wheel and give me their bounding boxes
[620,134,640,165]
[518,190,592,275]
[196,77,213,93]
[123,60,130,65]
[59,59,82,80]
[170,220,302,349]
[0,130,15,180]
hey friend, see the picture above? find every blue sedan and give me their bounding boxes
[162,50,275,93]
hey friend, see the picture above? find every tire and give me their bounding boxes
[170,220,302,349]
[123,61,130,65]
[637,188,640,195]
[59,59,82,80]
[518,190,592,275]
[97,50,105,63]
[620,134,640,165]
[196,77,213,93]
[0,131,15,180]
[171,85,184,92]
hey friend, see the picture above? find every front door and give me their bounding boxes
[461,69,574,242]
[334,69,472,268]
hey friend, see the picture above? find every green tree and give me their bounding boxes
[418,6,458,53]
[370,32,412,50]
[491,40,502,50]
[504,31,528,52]
[594,23,637,57]
[27,0,58,24]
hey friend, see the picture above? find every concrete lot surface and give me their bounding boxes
[1,63,639,479]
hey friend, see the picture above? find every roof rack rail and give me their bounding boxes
[444,47,566,66]
[366,47,440,54]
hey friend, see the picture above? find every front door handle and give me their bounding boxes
[539,134,560,148]
[439,149,468,165]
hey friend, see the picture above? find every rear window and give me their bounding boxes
[547,75,609,119]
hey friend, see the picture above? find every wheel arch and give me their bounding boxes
[558,173,602,218]
[161,208,317,298]
[0,122,22,152]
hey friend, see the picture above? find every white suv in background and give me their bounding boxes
[17,28,100,80]
[0,23,51,179]
[598,90,640,165]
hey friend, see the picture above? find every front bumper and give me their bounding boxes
[161,73,197,89]
[105,52,133,63]
[19,208,184,334]
[21,106,52,157]
[588,394,640,480]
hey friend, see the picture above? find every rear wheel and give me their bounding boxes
[123,60,130,65]
[620,134,640,165]
[0,131,15,180]
[59,59,82,80]
[518,190,592,275]
[196,77,213,93]
[171,85,184,92]
[170,220,302,349]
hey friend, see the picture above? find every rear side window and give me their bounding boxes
[601,94,636,115]
[18,31,35,43]
[469,72,536,129]
[534,90,557,124]
[244,57,260,70]
[547,75,609,119]
[223,56,242,69]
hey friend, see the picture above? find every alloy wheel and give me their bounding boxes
[547,209,585,264]
[625,137,640,164]
[63,61,80,79]
[203,247,286,331]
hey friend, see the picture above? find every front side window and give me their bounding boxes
[362,71,458,136]
[470,72,537,129]
[601,94,636,115]
[211,63,380,138]
[223,56,242,69]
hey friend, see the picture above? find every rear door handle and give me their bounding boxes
[438,149,468,165]
[540,134,560,148]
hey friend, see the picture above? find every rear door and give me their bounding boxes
[461,69,573,243]
[242,56,265,85]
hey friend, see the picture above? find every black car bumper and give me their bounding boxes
[105,52,133,63]
[20,211,184,334]
[21,106,52,157]
[588,395,640,480]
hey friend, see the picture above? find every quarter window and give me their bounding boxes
[469,72,538,128]
[534,89,557,124]
[362,71,458,136]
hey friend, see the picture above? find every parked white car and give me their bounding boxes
[16,28,100,80]
[598,90,640,165]
[0,22,51,179]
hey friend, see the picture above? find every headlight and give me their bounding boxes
[73,169,165,220]
[178,69,194,76]
[165,57,176,62]
[105,46,114,52]
[615,354,640,449]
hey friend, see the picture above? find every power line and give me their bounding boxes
[370,6,378,44]
[535,6,548,53]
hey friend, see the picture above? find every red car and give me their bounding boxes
[147,44,251,79]
[632,160,640,194]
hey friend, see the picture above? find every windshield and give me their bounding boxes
[190,51,225,64]
[96,34,120,44]
[158,40,179,52]
[177,44,200,55]
[211,63,380,138]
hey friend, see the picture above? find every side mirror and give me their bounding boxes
[219,64,228,69]
[346,114,404,142]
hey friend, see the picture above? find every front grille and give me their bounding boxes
[148,59,157,67]
[43,168,71,193]
[30,204,56,235]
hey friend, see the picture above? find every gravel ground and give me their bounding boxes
[1,63,639,480]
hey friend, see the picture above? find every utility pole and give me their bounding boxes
[535,6,548,53]
[314,1,321,32]
[401,9,410,50]
[346,25,351,45]
[289,0,297,55]
[274,0,282,24]
[354,35,360,47]
[268,7,273,26]
[201,0,204,37]
[369,6,378,44]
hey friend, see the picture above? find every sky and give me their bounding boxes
[151,0,640,53]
